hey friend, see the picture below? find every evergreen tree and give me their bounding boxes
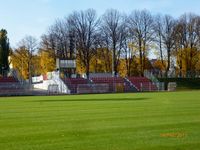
[0,29,10,76]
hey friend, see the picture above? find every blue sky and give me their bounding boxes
[1,0,200,47]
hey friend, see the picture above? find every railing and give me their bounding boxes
[139,82,165,92]
[68,81,165,94]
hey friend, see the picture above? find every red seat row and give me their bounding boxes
[62,78,88,93]
[0,76,18,83]
[91,77,124,83]
[91,77,126,92]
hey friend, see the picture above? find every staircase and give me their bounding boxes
[124,78,139,92]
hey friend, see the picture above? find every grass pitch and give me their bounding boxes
[0,91,200,150]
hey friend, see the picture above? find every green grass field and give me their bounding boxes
[1,91,200,150]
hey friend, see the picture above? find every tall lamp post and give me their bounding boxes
[2,67,4,77]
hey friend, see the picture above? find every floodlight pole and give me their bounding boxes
[112,50,114,77]
[112,50,115,92]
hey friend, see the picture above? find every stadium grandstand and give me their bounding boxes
[32,71,164,95]
[25,57,164,95]
[0,59,165,96]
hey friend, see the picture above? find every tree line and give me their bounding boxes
[10,9,200,79]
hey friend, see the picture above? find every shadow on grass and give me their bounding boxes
[31,97,150,103]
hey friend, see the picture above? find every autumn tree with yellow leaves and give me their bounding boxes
[38,49,56,74]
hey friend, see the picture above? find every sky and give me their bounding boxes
[1,0,200,47]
